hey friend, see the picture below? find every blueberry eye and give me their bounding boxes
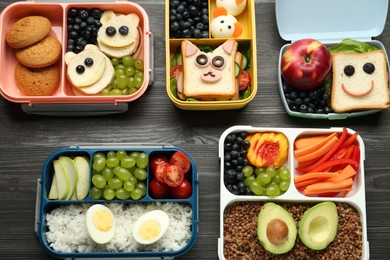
[119,26,129,35]
[106,26,116,36]
[363,62,375,74]
[84,58,93,66]
[76,65,85,74]
[344,65,355,76]
[212,56,224,68]
[196,54,208,66]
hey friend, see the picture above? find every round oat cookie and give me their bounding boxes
[6,16,51,49]
[15,35,61,68]
[14,63,60,96]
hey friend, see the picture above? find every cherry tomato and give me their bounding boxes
[154,162,170,184]
[170,65,183,78]
[170,151,191,174]
[150,155,169,173]
[163,164,184,187]
[172,179,192,199]
[149,178,171,199]
[237,70,251,91]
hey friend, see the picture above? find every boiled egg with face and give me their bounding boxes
[132,210,170,245]
[86,204,115,244]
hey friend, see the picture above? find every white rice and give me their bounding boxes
[45,202,193,253]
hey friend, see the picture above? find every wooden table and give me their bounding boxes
[0,0,389,259]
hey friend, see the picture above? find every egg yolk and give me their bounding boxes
[138,220,161,241]
[93,209,113,232]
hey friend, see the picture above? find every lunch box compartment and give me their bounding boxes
[35,144,199,259]
[276,0,389,120]
[165,0,257,110]
[0,1,152,115]
[218,126,369,259]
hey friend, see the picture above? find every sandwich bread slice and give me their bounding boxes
[331,50,390,113]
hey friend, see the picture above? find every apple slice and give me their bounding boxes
[53,160,69,200]
[48,174,58,199]
[59,156,78,200]
[74,156,90,200]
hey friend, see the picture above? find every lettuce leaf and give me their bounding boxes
[328,38,378,54]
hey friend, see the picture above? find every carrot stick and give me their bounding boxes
[295,178,328,188]
[304,178,353,195]
[294,132,337,151]
[306,188,352,196]
[294,133,338,158]
[295,136,338,163]
[330,164,356,182]
[294,171,338,184]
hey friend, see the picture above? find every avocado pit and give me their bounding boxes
[266,219,288,245]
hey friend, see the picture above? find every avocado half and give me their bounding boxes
[257,202,297,254]
[298,201,339,250]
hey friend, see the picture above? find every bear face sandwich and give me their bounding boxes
[330,50,390,113]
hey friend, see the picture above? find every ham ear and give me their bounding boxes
[183,40,199,57]
[176,69,187,100]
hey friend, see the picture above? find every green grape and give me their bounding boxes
[101,167,114,181]
[92,169,101,175]
[127,76,135,88]
[113,166,131,181]
[255,167,266,176]
[115,68,125,77]
[106,156,120,168]
[250,181,264,195]
[92,174,106,189]
[130,188,143,200]
[130,151,140,159]
[279,166,291,181]
[108,178,123,190]
[116,150,127,160]
[272,174,281,184]
[103,188,115,200]
[93,152,105,161]
[90,186,103,200]
[135,59,144,70]
[122,88,130,95]
[129,87,138,94]
[116,188,131,200]
[115,64,126,70]
[135,71,144,79]
[93,157,106,171]
[266,184,280,198]
[101,88,111,95]
[256,172,271,186]
[134,168,147,180]
[122,55,135,67]
[121,156,136,168]
[117,74,128,89]
[106,151,116,158]
[134,75,143,88]
[111,79,118,88]
[123,181,135,192]
[136,152,148,169]
[279,180,290,192]
[266,166,277,178]
[128,174,137,184]
[111,57,120,66]
[242,165,254,177]
[135,182,147,196]
[110,89,122,96]
[244,176,256,187]
[125,66,135,76]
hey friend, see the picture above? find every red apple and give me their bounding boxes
[281,39,331,91]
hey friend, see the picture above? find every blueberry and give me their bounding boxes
[236,173,245,182]
[189,5,198,15]
[91,9,102,19]
[299,104,308,113]
[201,30,209,38]
[83,30,91,40]
[66,45,74,52]
[230,150,239,159]
[76,65,85,74]
[170,21,180,32]
[170,0,180,8]
[78,10,89,19]
[192,28,201,38]
[69,31,78,39]
[106,26,116,36]
[74,45,84,53]
[86,16,96,25]
[176,4,185,13]
[68,9,78,18]
[79,21,87,29]
[119,26,129,35]
[242,140,250,149]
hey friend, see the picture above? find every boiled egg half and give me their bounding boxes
[86,204,115,244]
[132,210,170,245]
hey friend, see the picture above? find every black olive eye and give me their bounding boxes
[196,54,208,66]
[344,65,355,76]
[212,56,225,68]
[119,26,129,35]
[363,62,375,74]
[84,58,93,66]
[76,65,85,74]
[106,26,116,36]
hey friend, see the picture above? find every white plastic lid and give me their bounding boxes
[276,0,388,43]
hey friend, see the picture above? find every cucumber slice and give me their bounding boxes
[235,62,240,78]
[176,53,182,66]
[241,55,248,70]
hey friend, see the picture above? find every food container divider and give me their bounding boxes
[35,143,199,259]
[217,125,369,259]
[276,0,389,119]
[0,0,153,115]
